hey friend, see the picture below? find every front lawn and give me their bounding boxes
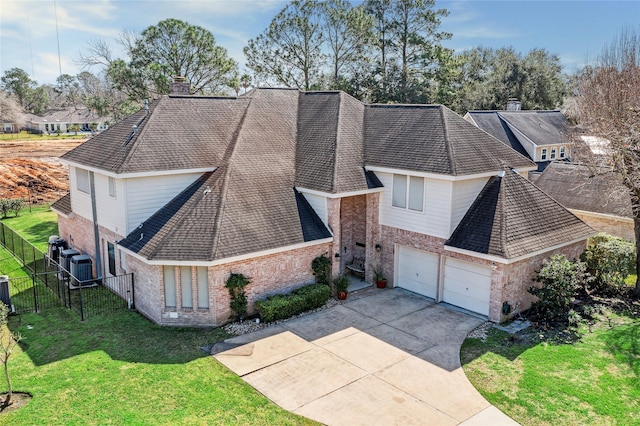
[461,314,640,425]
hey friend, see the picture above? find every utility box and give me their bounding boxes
[70,255,93,284]
[0,275,10,311]
[47,236,68,265]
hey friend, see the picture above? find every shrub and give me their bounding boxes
[311,255,331,286]
[333,274,349,293]
[580,233,636,295]
[225,273,250,321]
[255,284,330,323]
[529,255,590,324]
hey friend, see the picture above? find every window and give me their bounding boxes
[45,123,49,132]
[77,168,90,193]
[181,266,193,309]
[392,174,407,208]
[392,174,424,212]
[550,147,557,159]
[119,249,127,272]
[163,266,176,308]
[541,148,547,161]
[559,146,566,159]
[107,242,116,276]
[108,177,116,198]
[197,267,209,309]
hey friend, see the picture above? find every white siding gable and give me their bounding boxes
[301,192,328,226]
[125,174,202,233]
[450,177,489,232]
[378,171,452,238]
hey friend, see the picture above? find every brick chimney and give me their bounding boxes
[170,76,191,95]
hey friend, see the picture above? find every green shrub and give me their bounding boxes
[580,233,636,295]
[312,254,331,286]
[225,273,250,321]
[529,255,591,325]
[333,274,349,292]
[255,284,330,323]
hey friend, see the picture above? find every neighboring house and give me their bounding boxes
[1,119,18,133]
[533,162,634,241]
[52,86,594,326]
[465,104,571,172]
[26,107,110,134]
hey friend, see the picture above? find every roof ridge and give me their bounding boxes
[440,106,456,175]
[331,93,344,192]
[210,97,253,259]
[499,171,510,258]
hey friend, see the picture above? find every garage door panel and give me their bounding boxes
[443,258,491,316]
[396,246,438,299]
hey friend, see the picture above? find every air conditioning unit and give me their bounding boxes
[59,248,80,280]
[70,255,93,287]
[47,236,67,265]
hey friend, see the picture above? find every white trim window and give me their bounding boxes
[197,266,209,309]
[163,266,177,308]
[77,168,90,193]
[181,266,193,309]
[550,147,557,159]
[108,177,117,198]
[559,146,566,159]
[392,174,424,212]
[540,148,548,161]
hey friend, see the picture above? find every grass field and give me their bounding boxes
[0,131,88,141]
[461,314,640,425]
[1,206,58,252]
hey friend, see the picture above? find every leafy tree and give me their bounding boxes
[0,68,35,108]
[127,19,237,96]
[364,0,452,103]
[225,273,250,321]
[321,0,373,87]
[54,74,82,107]
[574,28,640,297]
[245,0,325,90]
[452,47,567,114]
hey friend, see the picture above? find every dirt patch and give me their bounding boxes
[0,138,85,204]
[0,392,32,414]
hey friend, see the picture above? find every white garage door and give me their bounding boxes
[443,258,491,316]
[396,246,439,299]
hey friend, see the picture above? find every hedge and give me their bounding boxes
[255,284,330,323]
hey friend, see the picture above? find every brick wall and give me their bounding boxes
[572,211,635,242]
[339,195,367,268]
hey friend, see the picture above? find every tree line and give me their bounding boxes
[2,0,567,121]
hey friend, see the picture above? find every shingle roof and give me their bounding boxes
[465,111,530,157]
[499,111,568,147]
[29,107,109,124]
[61,96,250,174]
[51,193,72,216]
[533,162,632,218]
[118,89,331,262]
[446,169,595,259]
[364,105,535,175]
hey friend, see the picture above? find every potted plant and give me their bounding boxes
[373,265,387,289]
[334,274,350,300]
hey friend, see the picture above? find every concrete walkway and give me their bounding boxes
[214,287,519,426]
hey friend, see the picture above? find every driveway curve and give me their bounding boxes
[214,287,519,425]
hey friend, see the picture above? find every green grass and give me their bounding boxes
[461,316,640,425]
[1,206,58,252]
[0,308,316,425]
[0,131,88,141]
[0,252,316,425]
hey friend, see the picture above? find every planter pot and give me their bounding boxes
[337,291,348,300]
[376,279,387,289]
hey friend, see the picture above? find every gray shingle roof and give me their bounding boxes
[51,193,72,216]
[499,111,568,147]
[446,169,595,259]
[364,105,535,175]
[533,162,632,218]
[465,111,530,158]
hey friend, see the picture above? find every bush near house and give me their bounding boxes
[581,233,636,296]
[255,284,330,323]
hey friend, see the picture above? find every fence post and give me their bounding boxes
[78,283,85,321]
[32,273,38,312]
[130,273,135,309]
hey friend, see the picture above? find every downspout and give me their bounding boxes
[89,171,103,280]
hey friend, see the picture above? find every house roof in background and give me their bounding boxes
[533,162,632,218]
[28,107,110,124]
[446,169,595,259]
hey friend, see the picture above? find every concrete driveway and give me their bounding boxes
[214,287,519,426]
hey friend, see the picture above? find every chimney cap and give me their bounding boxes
[173,75,186,83]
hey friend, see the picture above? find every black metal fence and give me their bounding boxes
[0,222,135,320]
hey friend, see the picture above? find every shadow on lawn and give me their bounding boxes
[8,307,229,366]
[603,321,640,378]
[461,328,531,364]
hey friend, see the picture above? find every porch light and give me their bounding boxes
[375,243,382,252]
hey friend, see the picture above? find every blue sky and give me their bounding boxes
[1,0,638,86]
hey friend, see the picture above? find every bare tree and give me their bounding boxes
[574,27,640,296]
[0,303,22,408]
